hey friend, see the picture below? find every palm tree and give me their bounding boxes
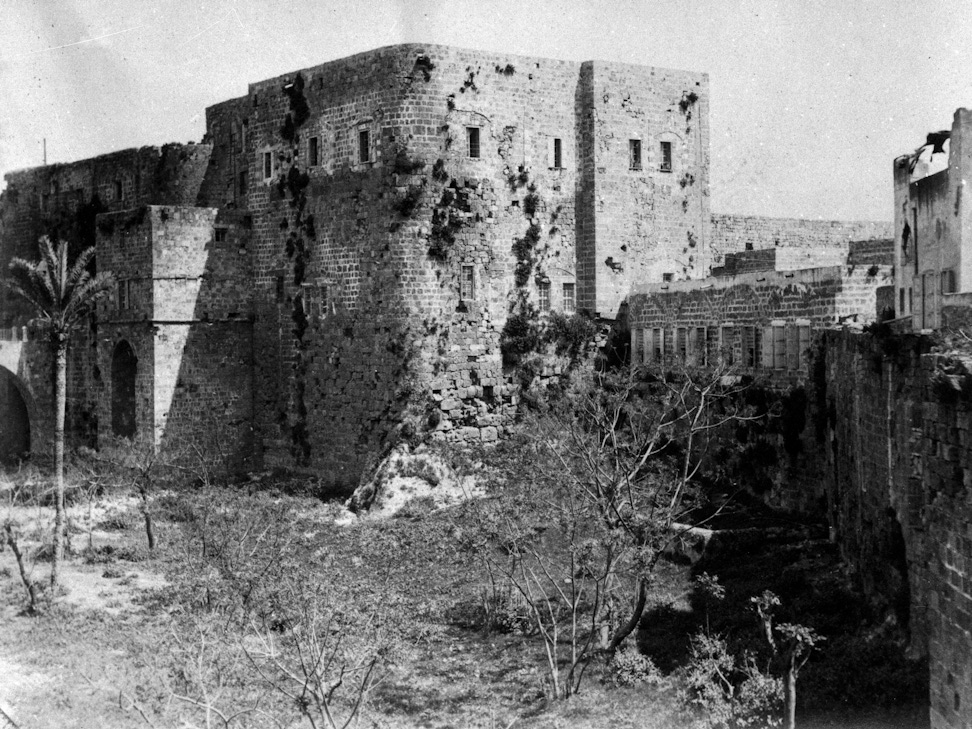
[4,237,114,593]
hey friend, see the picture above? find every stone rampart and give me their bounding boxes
[709,214,892,273]
[819,328,972,729]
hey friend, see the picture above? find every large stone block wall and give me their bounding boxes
[709,214,892,274]
[819,329,972,729]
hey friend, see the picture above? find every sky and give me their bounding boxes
[2,0,971,222]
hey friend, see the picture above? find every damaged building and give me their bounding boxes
[0,43,889,481]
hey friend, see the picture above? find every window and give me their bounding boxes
[942,269,956,294]
[693,326,707,366]
[899,288,905,314]
[662,272,674,283]
[460,265,475,301]
[652,328,663,362]
[632,328,643,365]
[309,136,319,167]
[562,283,575,313]
[262,152,273,180]
[358,130,370,163]
[117,279,134,310]
[797,325,811,369]
[772,325,786,369]
[41,193,49,212]
[538,281,550,311]
[676,327,687,359]
[660,141,672,172]
[113,180,123,202]
[629,139,642,170]
[239,170,248,196]
[552,138,562,169]
[720,326,735,365]
[275,274,285,303]
[215,228,228,243]
[467,127,481,158]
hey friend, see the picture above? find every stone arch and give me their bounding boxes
[0,366,36,465]
[111,340,138,439]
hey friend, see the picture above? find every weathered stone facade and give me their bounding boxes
[894,108,972,330]
[0,43,892,483]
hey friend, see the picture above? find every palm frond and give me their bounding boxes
[62,272,116,326]
[66,247,96,291]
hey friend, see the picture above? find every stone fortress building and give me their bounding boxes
[0,43,890,480]
[5,43,972,729]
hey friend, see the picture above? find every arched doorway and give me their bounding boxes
[111,341,137,438]
[0,368,30,465]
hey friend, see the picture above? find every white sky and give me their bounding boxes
[2,0,970,222]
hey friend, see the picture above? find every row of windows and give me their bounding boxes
[631,323,813,371]
[458,265,575,312]
[259,130,674,179]
[629,139,672,172]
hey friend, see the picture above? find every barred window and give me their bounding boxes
[538,281,551,311]
[467,127,481,158]
[629,139,642,170]
[660,141,672,172]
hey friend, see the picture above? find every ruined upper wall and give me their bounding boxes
[893,108,972,331]
[0,144,212,327]
[710,213,892,274]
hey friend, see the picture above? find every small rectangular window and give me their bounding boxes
[275,275,285,303]
[239,170,248,196]
[676,327,687,360]
[662,272,674,283]
[118,279,133,310]
[538,281,550,311]
[41,193,49,212]
[263,152,273,180]
[632,328,643,365]
[629,139,642,170]
[309,136,319,167]
[113,180,123,202]
[215,228,228,243]
[467,127,481,158]
[660,141,672,172]
[562,283,575,313]
[899,289,905,315]
[553,138,562,169]
[460,265,475,301]
[358,130,370,163]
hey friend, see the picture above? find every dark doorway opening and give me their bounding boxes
[0,369,30,465]
[111,341,137,438]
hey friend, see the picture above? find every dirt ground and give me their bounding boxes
[0,473,929,729]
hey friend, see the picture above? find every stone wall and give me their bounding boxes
[197,43,711,479]
[709,213,892,273]
[819,328,972,729]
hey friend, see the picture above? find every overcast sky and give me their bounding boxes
[2,0,970,222]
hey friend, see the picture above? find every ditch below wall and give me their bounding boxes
[817,328,972,729]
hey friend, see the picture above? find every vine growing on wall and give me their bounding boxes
[275,72,314,465]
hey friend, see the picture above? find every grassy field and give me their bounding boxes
[0,460,927,729]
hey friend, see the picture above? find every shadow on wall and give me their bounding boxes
[0,366,31,465]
